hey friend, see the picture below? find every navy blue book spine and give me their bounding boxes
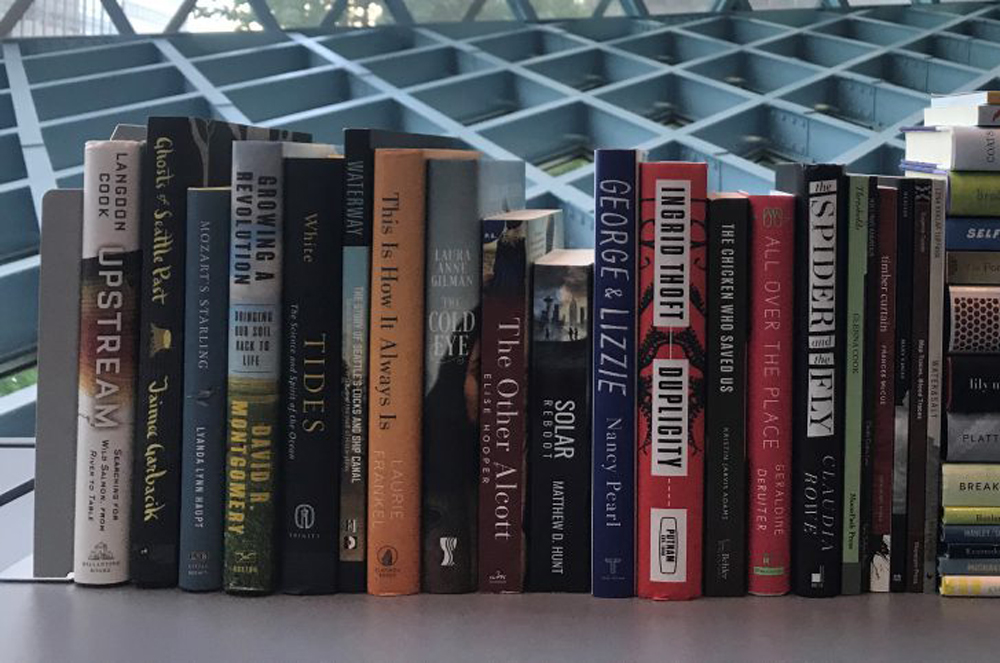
[945,543,1000,559]
[178,188,230,592]
[591,149,639,598]
[945,218,1000,251]
[942,525,1000,544]
[938,557,1000,575]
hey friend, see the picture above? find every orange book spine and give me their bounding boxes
[367,149,428,596]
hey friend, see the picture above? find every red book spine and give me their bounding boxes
[746,194,795,597]
[870,186,897,592]
[636,162,707,600]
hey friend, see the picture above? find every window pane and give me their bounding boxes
[475,0,514,20]
[9,0,118,37]
[183,0,263,31]
[266,0,335,28]
[122,0,186,33]
[408,0,477,22]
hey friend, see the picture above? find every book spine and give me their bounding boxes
[74,140,142,586]
[947,358,1000,412]
[947,251,1000,285]
[178,188,229,592]
[636,163,707,600]
[776,164,846,597]
[923,179,946,593]
[478,221,531,594]
[591,150,639,598]
[746,195,795,597]
[947,172,1000,217]
[906,180,932,592]
[339,135,371,592]
[891,181,916,593]
[946,413,1000,462]
[944,218,1000,251]
[842,177,870,595]
[944,507,1000,525]
[951,128,1000,170]
[944,543,1000,558]
[870,186,897,593]
[942,525,1000,543]
[421,160,481,594]
[860,179,879,593]
[224,142,285,594]
[704,197,748,597]
[942,464,1000,506]
[366,150,428,596]
[938,558,1000,575]
[280,158,342,594]
[940,575,1000,596]
[947,286,1000,354]
[528,261,593,592]
[133,122,192,587]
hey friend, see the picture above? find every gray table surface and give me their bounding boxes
[1,583,999,662]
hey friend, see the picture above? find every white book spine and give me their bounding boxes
[74,140,143,585]
[951,127,1000,170]
[923,179,946,593]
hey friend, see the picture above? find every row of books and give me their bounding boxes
[65,93,997,598]
[913,91,1000,597]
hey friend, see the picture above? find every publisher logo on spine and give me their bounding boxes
[439,537,458,567]
[651,358,688,477]
[649,508,686,583]
[294,504,315,530]
[653,179,690,327]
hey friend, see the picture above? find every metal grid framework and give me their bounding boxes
[1,3,1000,436]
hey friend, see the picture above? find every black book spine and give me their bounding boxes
[280,158,343,594]
[776,163,847,597]
[889,179,916,593]
[704,196,749,597]
[527,257,593,592]
[860,178,880,593]
[906,180,932,592]
[134,118,309,586]
[947,356,1000,413]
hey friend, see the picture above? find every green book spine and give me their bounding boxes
[948,172,1000,217]
[842,176,870,595]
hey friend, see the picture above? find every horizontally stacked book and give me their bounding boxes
[906,91,1000,597]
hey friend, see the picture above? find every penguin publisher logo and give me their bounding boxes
[378,546,399,568]
[439,537,457,567]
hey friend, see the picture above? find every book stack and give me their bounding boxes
[52,97,997,600]
[905,91,1000,597]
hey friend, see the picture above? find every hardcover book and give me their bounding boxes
[923,105,1000,128]
[943,217,1000,252]
[636,162,707,601]
[942,464,1000,507]
[870,185,897,593]
[900,163,1000,218]
[903,126,1000,171]
[860,178,880,593]
[842,175,875,595]
[905,178,933,593]
[946,413,1000,462]
[74,140,142,585]
[776,163,847,597]
[746,193,795,597]
[942,525,1000,544]
[591,149,641,598]
[880,177,917,593]
[946,356,1000,413]
[527,249,594,592]
[940,575,1000,596]
[280,157,344,595]
[224,141,336,595]
[947,252,1000,285]
[133,117,309,587]
[178,188,229,592]
[944,543,1000,559]
[339,129,465,592]
[366,148,477,597]
[422,159,525,594]
[938,558,1000,575]
[923,179,946,593]
[704,194,748,597]
[943,507,1000,525]
[947,286,1000,354]
[479,209,564,593]
[931,90,1000,107]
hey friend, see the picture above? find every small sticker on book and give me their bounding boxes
[649,508,686,583]
[651,358,688,477]
[653,179,690,327]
